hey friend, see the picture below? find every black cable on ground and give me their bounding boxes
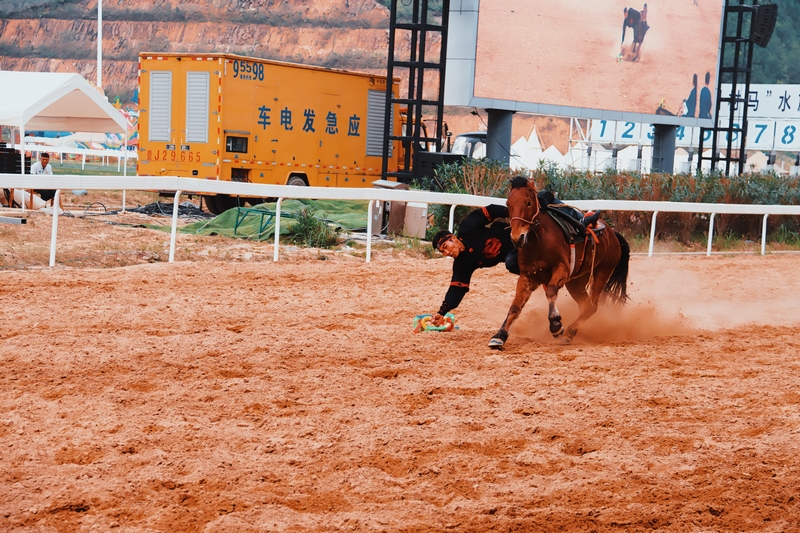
[110,201,213,219]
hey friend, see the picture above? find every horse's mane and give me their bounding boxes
[510,176,530,190]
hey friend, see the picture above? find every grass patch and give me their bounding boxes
[390,236,438,259]
[714,231,754,252]
[774,225,800,247]
[52,160,136,177]
[344,239,365,249]
[284,208,341,248]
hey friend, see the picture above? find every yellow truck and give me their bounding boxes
[137,52,402,214]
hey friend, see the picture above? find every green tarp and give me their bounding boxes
[180,199,370,240]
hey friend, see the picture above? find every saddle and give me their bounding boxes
[544,205,605,245]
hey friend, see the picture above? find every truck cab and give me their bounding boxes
[450,131,487,159]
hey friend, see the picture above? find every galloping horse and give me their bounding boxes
[489,177,630,348]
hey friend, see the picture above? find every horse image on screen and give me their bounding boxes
[465,0,723,127]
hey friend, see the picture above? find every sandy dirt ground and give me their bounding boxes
[2,208,800,532]
[475,0,721,117]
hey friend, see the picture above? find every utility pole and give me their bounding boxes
[97,0,103,90]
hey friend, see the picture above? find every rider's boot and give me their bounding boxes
[581,210,602,228]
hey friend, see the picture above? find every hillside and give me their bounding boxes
[0,0,398,101]
[0,0,575,151]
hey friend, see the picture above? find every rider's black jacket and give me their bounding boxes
[437,205,518,316]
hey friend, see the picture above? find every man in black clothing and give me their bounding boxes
[622,4,649,56]
[430,204,519,326]
[699,71,713,119]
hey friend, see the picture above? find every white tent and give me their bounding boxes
[745,151,769,173]
[674,147,691,173]
[509,137,531,170]
[509,127,544,171]
[0,71,127,134]
[591,148,616,172]
[541,145,565,166]
[0,71,130,209]
[617,145,653,173]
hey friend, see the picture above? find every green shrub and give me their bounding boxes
[285,208,340,248]
[774,224,800,246]
[540,166,800,243]
[414,158,524,237]
[416,158,800,246]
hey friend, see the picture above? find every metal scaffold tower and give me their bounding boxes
[382,0,450,183]
[699,0,777,175]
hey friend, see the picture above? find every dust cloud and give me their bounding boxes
[467,254,800,345]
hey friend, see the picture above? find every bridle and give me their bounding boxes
[509,189,541,227]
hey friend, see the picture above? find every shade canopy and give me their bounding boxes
[0,71,127,134]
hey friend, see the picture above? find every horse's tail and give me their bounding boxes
[604,231,630,305]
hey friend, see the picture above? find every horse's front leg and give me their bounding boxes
[489,275,538,349]
[545,266,570,338]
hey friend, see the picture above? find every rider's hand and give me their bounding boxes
[431,313,444,326]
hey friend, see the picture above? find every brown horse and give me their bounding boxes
[489,178,630,348]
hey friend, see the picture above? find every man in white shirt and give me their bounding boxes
[30,152,53,176]
[29,152,61,210]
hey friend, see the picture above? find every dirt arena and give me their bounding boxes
[2,210,800,532]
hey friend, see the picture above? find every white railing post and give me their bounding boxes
[49,190,61,267]
[19,125,26,214]
[648,211,658,257]
[761,214,769,256]
[366,200,376,263]
[273,198,283,262]
[168,190,182,262]
[122,138,128,213]
[448,204,457,232]
[707,213,716,256]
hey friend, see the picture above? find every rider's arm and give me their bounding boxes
[436,259,476,316]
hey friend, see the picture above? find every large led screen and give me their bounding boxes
[445,0,724,127]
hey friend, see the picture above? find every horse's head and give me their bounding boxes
[507,176,540,248]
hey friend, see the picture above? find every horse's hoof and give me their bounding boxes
[551,327,565,338]
[488,338,505,350]
[559,336,572,345]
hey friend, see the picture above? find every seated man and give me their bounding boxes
[30,152,63,210]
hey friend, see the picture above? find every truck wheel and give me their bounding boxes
[202,195,220,215]
[249,197,278,207]
[287,176,307,186]
[213,194,242,213]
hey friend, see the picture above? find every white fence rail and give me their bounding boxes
[2,173,800,267]
[14,144,137,173]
